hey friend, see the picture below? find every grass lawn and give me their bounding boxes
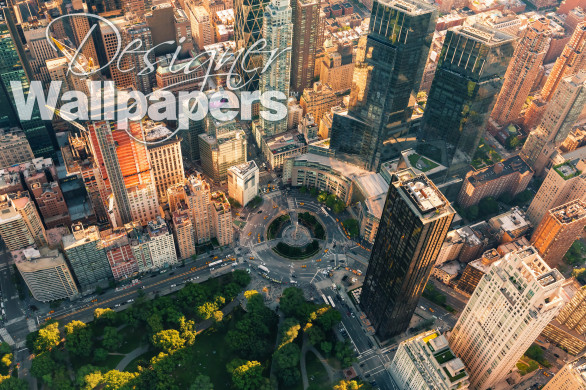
[516,357,539,376]
[172,311,244,390]
[233,220,246,229]
[306,351,331,390]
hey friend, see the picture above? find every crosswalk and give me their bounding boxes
[287,198,295,211]
[0,328,14,346]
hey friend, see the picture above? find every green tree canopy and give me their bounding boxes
[231,361,266,390]
[343,219,359,238]
[101,326,123,351]
[189,374,214,390]
[34,323,60,353]
[64,320,93,357]
[30,353,56,379]
[152,329,185,354]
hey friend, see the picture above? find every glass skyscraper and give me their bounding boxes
[421,24,516,175]
[359,169,454,340]
[329,0,437,171]
[0,9,55,159]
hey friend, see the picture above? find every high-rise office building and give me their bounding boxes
[188,5,214,50]
[88,118,159,227]
[0,128,33,168]
[124,23,155,94]
[260,0,292,135]
[526,157,586,226]
[172,209,196,259]
[531,200,586,268]
[290,0,323,95]
[0,15,54,158]
[234,0,269,91]
[329,0,438,171]
[22,21,59,86]
[13,246,79,302]
[0,192,47,250]
[227,160,259,207]
[99,16,135,88]
[449,247,565,390]
[389,330,469,390]
[145,123,185,203]
[422,24,516,175]
[542,355,586,390]
[300,82,337,125]
[491,18,551,126]
[521,71,586,174]
[318,42,355,93]
[360,169,455,340]
[554,285,586,335]
[62,223,113,291]
[199,123,247,182]
[167,174,213,244]
[67,1,100,67]
[210,191,233,246]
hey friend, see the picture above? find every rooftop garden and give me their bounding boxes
[443,367,468,383]
[407,153,439,172]
[553,162,581,180]
[434,350,455,365]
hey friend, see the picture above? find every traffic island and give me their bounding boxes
[272,240,321,260]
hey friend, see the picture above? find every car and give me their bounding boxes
[365,373,371,378]
[347,311,351,317]
[351,312,355,318]
[127,299,134,303]
[169,272,175,276]
[170,284,177,288]
[257,210,263,214]
[140,286,146,289]
[114,303,121,308]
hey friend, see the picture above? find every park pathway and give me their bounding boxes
[300,337,310,390]
[300,336,340,389]
[115,345,150,371]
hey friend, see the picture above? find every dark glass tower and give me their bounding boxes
[421,24,516,175]
[329,0,438,171]
[0,9,55,159]
[234,0,270,91]
[360,169,454,340]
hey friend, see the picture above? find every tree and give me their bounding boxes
[64,320,93,357]
[76,365,103,388]
[274,343,300,370]
[478,197,498,217]
[0,344,10,357]
[335,341,357,367]
[189,374,214,390]
[0,377,27,390]
[279,367,300,387]
[317,191,328,203]
[152,329,185,353]
[30,353,56,379]
[233,270,251,287]
[325,194,337,209]
[343,219,359,238]
[333,200,346,214]
[102,326,123,351]
[309,187,318,196]
[564,241,585,266]
[299,186,307,194]
[81,371,104,390]
[313,306,342,331]
[279,318,300,347]
[34,323,60,353]
[93,348,108,363]
[213,310,224,322]
[231,361,266,390]
[0,354,11,370]
[100,370,138,389]
[280,287,310,320]
[334,379,363,390]
[306,325,325,346]
[465,205,479,220]
[94,308,117,325]
[320,341,332,356]
[505,135,520,150]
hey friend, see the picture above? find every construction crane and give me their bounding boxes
[50,36,96,76]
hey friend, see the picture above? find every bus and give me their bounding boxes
[259,265,270,274]
[209,260,223,268]
[327,295,336,308]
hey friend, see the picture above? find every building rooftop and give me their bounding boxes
[364,193,386,219]
[353,173,389,200]
[553,159,584,180]
[12,246,67,272]
[395,169,454,219]
[455,23,516,45]
[467,155,532,187]
[266,131,307,154]
[228,161,258,179]
[489,207,531,235]
[550,200,586,224]
[62,224,101,249]
[376,0,437,15]
[292,153,371,179]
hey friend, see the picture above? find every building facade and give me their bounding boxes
[0,129,34,168]
[360,169,455,340]
[227,161,259,207]
[449,247,566,390]
[542,355,586,390]
[531,200,586,268]
[422,24,516,175]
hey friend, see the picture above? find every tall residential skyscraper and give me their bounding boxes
[491,18,551,126]
[290,0,323,95]
[124,23,155,94]
[359,169,455,340]
[234,0,270,91]
[541,22,586,102]
[0,15,54,158]
[531,200,586,268]
[542,355,586,390]
[449,247,565,390]
[0,193,47,251]
[422,24,516,175]
[62,223,113,291]
[525,22,586,128]
[526,157,586,226]
[67,1,99,67]
[521,71,586,174]
[329,0,438,171]
[144,123,185,203]
[260,0,292,135]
